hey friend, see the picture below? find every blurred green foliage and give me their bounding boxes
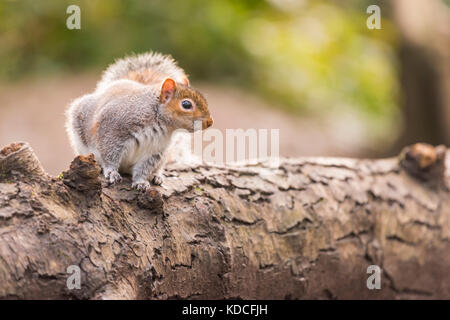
[0,0,399,143]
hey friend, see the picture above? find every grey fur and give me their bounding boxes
[65,52,199,191]
[96,52,187,91]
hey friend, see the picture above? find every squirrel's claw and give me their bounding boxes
[152,175,164,186]
[132,180,151,192]
[104,168,122,184]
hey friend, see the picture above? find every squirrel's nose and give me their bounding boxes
[204,117,213,129]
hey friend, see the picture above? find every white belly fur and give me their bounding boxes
[119,127,170,174]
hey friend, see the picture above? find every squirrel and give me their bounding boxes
[65,52,213,191]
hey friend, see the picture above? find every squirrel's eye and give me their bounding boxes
[181,100,193,110]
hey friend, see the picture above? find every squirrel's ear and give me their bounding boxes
[160,78,176,103]
[182,77,190,87]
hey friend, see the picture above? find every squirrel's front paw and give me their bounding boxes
[151,174,164,186]
[132,180,151,192]
[104,168,122,184]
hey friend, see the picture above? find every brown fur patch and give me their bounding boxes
[100,82,139,101]
[97,81,143,108]
[126,70,165,86]
[90,122,99,137]
[164,84,210,120]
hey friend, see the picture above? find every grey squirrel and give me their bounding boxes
[65,52,213,191]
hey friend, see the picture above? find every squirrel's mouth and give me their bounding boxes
[190,117,213,132]
[202,117,213,130]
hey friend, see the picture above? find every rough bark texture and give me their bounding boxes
[0,142,449,300]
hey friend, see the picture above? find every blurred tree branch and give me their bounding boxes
[392,0,450,148]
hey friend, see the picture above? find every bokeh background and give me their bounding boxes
[0,0,449,175]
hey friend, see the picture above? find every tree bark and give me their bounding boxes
[0,142,449,300]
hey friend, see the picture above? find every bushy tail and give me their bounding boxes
[96,52,189,91]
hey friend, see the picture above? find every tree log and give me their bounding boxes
[0,142,449,299]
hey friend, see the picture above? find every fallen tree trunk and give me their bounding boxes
[0,142,449,299]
